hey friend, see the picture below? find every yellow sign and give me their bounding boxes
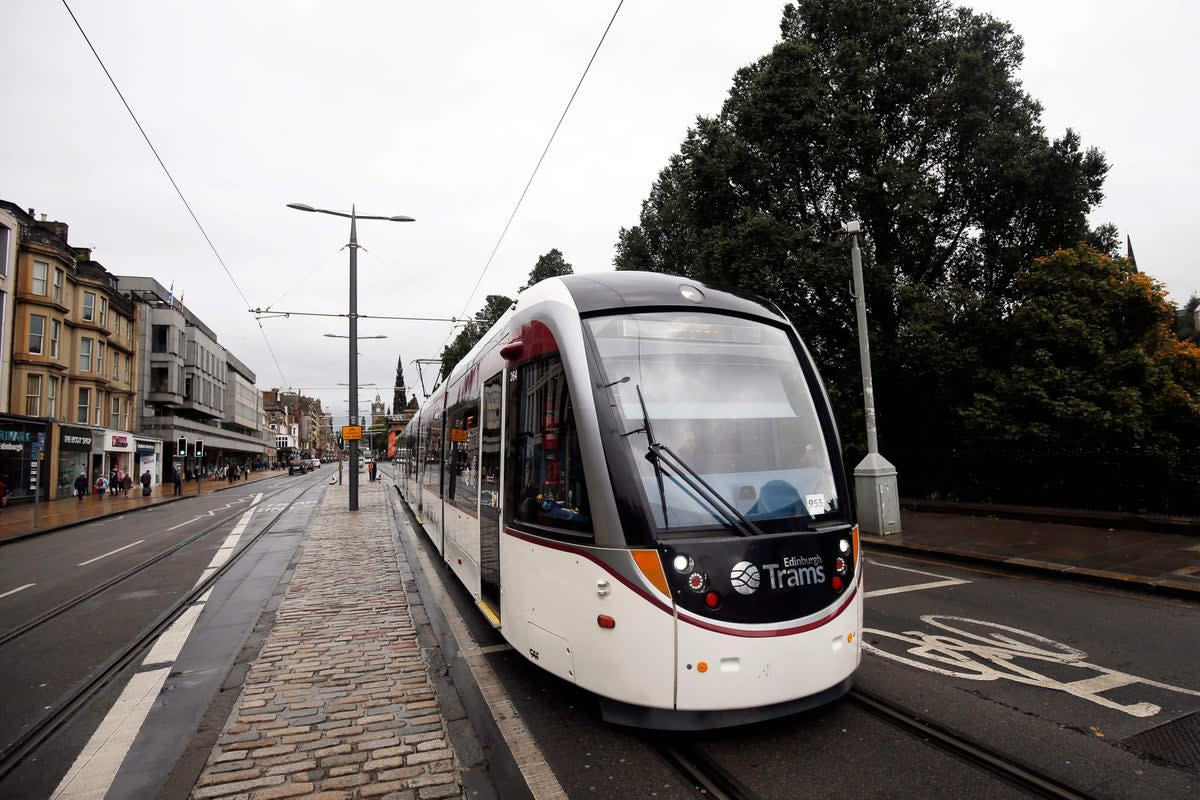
[342,425,363,441]
[450,428,468,443]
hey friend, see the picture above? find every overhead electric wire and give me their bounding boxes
[451,0,625,333]
[61,0,287,383]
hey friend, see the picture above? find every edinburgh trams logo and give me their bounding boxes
[730,555,825,595]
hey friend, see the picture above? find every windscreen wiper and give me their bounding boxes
[627,386,765,538]
[622,385,669,527]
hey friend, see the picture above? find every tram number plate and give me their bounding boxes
[805,494,826,514]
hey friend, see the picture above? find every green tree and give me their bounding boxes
[520,248,573,291]
[1176,295,1200,345]
[613,0,1108,466]
[438,294,514,378]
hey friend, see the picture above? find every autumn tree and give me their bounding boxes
[957,245,1200,511]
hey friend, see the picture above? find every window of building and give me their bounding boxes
[53,269,63,302]
[125,355,131,383]
[25,374,42,416]
[184,376,193,400]
[0,290,5,357]
[112,351,119,380]
[151,366,169,393]
[94,392,102,425]
[99,297,108,327]
[50,319,60,359]
[151,325,169,353]
[48,376,58,417]
[82,292,95,321]
[80,337,93,372]
[0,226,8,276]
[504,352,592,538]
[77,387,91,423]
[32,261,48,295]
[111,396,121,429]
[29,314,45,354]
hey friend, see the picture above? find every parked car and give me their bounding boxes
[288,459,308,475]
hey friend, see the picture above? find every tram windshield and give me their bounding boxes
[585,311,839,534]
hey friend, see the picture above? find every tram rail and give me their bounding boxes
[0,473,327,782]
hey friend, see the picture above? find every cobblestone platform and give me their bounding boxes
[188,480,463,800]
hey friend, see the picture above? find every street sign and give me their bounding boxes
[342,425,363,441]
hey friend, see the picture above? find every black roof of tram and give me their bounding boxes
[558,271,789,324]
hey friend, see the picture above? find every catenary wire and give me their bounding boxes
[449,0,626,342]
[61,0,288,383]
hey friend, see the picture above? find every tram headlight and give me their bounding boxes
[838,538,850,554]
[672,554,693,573]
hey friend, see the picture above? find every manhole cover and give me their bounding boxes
[1121,711,1200,770]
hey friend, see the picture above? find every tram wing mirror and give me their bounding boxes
[500,340,524,361]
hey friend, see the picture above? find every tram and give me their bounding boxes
[396,271,861,729]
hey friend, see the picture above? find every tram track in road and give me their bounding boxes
[0,474,328,784]
[847,687,1098,800]
[652,738,765,800]
[0,471,324,648]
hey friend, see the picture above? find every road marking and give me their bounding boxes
[52,500,262,799]
[77,540,145,567]
[864,615,1200,718]
[166,496,252,531]
[0,583,35,600]
[864,559,969,597]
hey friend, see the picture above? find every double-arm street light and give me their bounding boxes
[289,202,414,510]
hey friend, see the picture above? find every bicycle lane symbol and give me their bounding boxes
[863,615,1200,718]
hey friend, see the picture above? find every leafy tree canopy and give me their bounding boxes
[613,0,1109,459]
[520,248,574,291]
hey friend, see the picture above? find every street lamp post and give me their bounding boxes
[289,203,413,510]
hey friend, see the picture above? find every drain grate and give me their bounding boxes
[1121,711,1200,770]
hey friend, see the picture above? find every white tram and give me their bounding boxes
[396,272,862,729]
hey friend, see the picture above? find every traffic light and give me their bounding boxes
[195,439,204,458]
[177,436,187,456]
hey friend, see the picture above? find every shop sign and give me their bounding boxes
[60,426,94,452]
[135,440,156,454]
[104,430,135,451]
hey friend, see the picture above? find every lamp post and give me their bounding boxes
[842,220,900,535]
[289,203,413,510]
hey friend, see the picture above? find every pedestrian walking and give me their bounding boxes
[109,469,120,496]
[172,467,182,496]
[121,472,133,497]
[94,474,109,499]
[140,470,152,497]
[74,471,88,501]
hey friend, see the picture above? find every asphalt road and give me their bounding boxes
[402,500,1200,800]
[0,469,328,799]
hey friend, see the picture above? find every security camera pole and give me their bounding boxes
[843,220,901,535]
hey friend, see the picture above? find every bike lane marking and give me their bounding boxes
[864,558,970,598]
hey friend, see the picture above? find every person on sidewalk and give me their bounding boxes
[121,472,133,497]
[75,472,88,501]
[140,470,152,496]
[172,467,182,496]
[0,475,8,510]
[94,474,108,499]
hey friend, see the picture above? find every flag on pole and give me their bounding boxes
[166,281,174,305]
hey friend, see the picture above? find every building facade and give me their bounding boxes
[119,276,268,477]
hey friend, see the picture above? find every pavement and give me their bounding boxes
[4,472,1198,799]
[0,468,289,545]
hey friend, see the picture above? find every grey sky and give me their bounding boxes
[5,1,1197,423]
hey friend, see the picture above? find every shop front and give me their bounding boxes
[0,414,49,502]
[93,429,136,484]
[136,439,161,486]
[56,424,94,499]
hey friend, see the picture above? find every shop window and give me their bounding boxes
[446,401,479,513]
[505,353,592,538]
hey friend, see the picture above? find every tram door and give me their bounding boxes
[479,373,503,618]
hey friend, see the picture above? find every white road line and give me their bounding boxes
[51,500,260,799]
[77,540,145,567]
[864,558,969,597]
[0,583,35,600]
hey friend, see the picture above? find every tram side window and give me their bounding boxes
[505,353,592,538]
[446,401,479,512]
[421,414,442,493]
